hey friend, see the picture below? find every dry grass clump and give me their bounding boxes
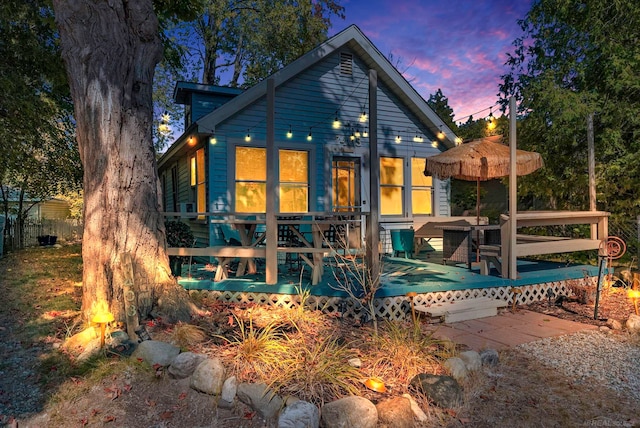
[365,321,457,388]
[218,315,289,381]
[171,321,207,350]
[268,335,363,407]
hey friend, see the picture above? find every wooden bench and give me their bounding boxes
[479,210,609,278]
[414,297,508,323]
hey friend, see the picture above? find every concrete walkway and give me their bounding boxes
[429,309,598,351]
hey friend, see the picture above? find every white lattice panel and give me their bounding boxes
[190,276,595,321]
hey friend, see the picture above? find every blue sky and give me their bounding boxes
[332,0,532,122]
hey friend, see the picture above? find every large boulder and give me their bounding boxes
[320,396,377,428]
[375,396,413,428]
[237,382,284,420]
[278,400,320,428]
[410,374,463,408]
[131,340,180,367]
[168,352,206,379]
[190,358,225,395]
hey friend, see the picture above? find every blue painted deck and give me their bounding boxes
[176,255,601,298]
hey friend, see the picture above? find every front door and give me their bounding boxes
[331,157,361,212]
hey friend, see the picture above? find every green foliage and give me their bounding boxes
[0,0,81,231]
[500,0,640,215]
[427,89,458,133]
[165,220,194,247]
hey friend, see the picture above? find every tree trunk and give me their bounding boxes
[53,0,195,323]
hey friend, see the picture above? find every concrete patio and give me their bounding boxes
[429,309,598,351]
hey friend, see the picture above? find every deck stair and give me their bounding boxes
[414,297,508,323]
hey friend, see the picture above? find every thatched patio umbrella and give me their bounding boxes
[424,135,544,259]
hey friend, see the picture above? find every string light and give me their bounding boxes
[363,128,368,138]
[395,134,402,144]
[245,130,251,142]
[188,135,196,146]
[158,111,171,135]
[454,136,463,145]
[307,129,312,141]
[359,110,368,122]
[332,112,341,129]
[437,127,445,140]
[287,125,293,139]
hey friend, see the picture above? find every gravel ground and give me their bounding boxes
[518,330,640,401]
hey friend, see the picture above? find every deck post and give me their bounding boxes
[508,96,517,279]
[587,112,597,239]
[366,69,380,283]
[265,78,278,284]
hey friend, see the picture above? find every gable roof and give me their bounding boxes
[160,25,457,165]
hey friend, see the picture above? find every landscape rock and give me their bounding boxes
[606,318,623,331]
[320,396,377,428]
[375,396,413,428]
[131,340,180,367]
[444,357,467,381]
[168,352,206,379]
[237,382,284,420]
[278,400,320,428]
[625,314,640,333]
[76,338,102,362]
[410,374,462,408]
[459,350,481,371]
[402,393,428,422]
[348,357,362,368]
[190,358,225,395]
[221,375,237,403]
[480,349,500,366]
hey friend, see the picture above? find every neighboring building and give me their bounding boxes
[158,25,459,248]
[2,188,71,220]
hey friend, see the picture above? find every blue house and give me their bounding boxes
[158,25,459,253]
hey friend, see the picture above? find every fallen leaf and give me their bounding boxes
[153,363,162,371]
[244,411,255,420]
[459,417,471,424]
[160,411,173,420]
[145,398,156,407]
[90,409,100,417]
[228,315,234,326]
[103,415,116,423]
[79,417,88,426]
[178,392,187,400]
[123,384,132,392]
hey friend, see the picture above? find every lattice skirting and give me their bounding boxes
[189,276,598,321]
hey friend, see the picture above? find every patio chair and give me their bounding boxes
[277,219,305,271]
[391,229,415,258]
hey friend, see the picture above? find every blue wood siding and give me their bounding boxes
[203,48,446,221]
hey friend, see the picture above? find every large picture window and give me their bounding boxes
[235,147,267,213]
[411,157,433,215]
[279,150,309,213]
[380,157,403,216]
[235,147,309,213]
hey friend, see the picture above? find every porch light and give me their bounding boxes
[307,129,313,141]
[188,136,196,146]
[333,113,341,129]
[209,133,217,145]
[287,126,293,139]
[245,130,251,142]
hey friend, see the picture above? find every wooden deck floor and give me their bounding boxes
[176,242,602,298]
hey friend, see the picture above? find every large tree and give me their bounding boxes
[52,0,197,323]
[500,0,640,214]
[196,0,344,87]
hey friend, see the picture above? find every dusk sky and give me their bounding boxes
[332,0,533,123]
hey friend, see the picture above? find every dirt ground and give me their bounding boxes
[2,246,640,427]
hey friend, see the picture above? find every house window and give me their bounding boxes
[190,148,206,218]
[380,157,403,216]
[235,147,309,213]
[235,147,267,213]
[279,150,308,213]
[411,157,433,215]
